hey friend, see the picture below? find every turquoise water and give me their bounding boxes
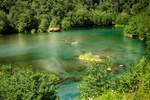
[0,27,146,99]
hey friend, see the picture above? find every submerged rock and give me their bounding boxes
[71,41,78,46]
[107,67,112,71]
[124,33,138,38]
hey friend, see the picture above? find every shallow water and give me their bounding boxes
[0,27,146,99]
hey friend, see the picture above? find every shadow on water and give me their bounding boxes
[0,27,147,100]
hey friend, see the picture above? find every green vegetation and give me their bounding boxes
[94,89,150,100]
[79,57,113,99]
[79,57,150,100]
[38,18,49,33]
[0,0,150,33]
[0,10,14,34]
[31,29,36,34]
[124,5,150,39]
[115,13,131,28]
[124,4,150,52]
[1,0,150,100]
[0,64,59,100]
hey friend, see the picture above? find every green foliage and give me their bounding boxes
[79,57,150,100]
[0,10,12,34]
[31,29,36,34]
[79,57,113,99]
[0,11,7,33]
[0,65,58,100]
[0,0,150,33]
[61,17,72,30]
[16,13,33,33]
[72,5,90,26]
[50,2,65,17]
[94,88,150,100]
[90,10,114,26]
[49,17,60,28]
[132,0,150,14]
[124,5,150,41]
[90,2,115,26]
[124,16,140,35]
[115,14,131,25]
[38,18,49,32]
[114,24,125,28]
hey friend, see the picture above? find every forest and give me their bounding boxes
[0,0,149,33]
[0,0,150,100]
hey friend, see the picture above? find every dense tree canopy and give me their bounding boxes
[0,0,149,34]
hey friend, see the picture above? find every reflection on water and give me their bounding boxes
[0,27,146,100]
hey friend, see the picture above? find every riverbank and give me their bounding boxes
[79,57,150,100]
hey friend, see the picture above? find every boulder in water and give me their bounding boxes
[78,52,102,62]
[48,27,60,32]
[71,41,78,46]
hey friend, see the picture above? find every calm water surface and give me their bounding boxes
[0,27,146,100]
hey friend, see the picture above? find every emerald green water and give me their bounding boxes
[0,27,146,100]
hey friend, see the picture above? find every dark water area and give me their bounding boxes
[0,27,146,100]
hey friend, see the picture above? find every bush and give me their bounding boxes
[49,17,60,28]
[79,57,150,100]
[0,10,11,34]
[38,18,49,32]
[115,14,131,25]
[79,57,114,99]
[61,17,72,30]
[90,10,114,26]
[31,29,36,34]
[124,16,140,35]
[124,5,150,40]
[0,65,59,100]
[16,13,33,32]
[72,5,90,26]
[94,88,150,100]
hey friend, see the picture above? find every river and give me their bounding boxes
[0,27,146,100]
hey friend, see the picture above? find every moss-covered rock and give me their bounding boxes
[78,52,102,62]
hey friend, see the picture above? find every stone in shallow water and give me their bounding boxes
[78,52,102,62]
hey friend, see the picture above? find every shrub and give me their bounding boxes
[124,16,140,35]
[72,5,90,26]
[16,13,33,32]
[49,17,60,28]
[61,17,72,30]
[79,57,150,100]
[90,10,114,26]
[38,18,49,32]
[0,65,59,100]
[79,57,114,99]
[31,29,36,34]
[115,14,131,25]
[0,10,11,34]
